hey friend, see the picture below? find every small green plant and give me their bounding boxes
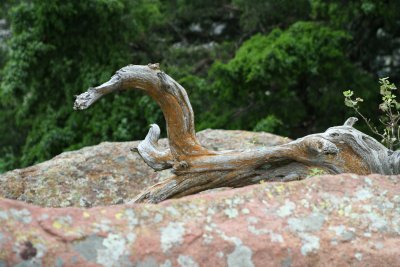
[306,167,327,178]
[253,115,283,133]
[343,77,400,150]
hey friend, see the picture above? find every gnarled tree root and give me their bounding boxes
[74,64,400,203]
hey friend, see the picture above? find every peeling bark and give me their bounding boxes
[74,64,399,203]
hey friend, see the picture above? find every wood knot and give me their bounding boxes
[305,137,339,155]
[173,161,189,171]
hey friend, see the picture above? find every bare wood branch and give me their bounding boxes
[74,64,399,204]
[74,64,215,165]
[131,124,173,171]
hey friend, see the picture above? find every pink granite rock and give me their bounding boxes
[0,174,399,266]
[0,129,289,208]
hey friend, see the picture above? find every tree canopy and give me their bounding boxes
[0,0,399,172]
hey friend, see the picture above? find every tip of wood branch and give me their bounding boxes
[73,87,99,110]
[146,124,161,145]
[136,123,174,171]
[148,63,160,71]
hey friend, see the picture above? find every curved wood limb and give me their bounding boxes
[131,124,174,171]
[74,64,399,203]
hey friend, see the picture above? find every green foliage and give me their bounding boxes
[201,21,374,136]
[0,0,165,170]
[233,0,311,32]
[0,0,399,172]
[253,115,282,133]
[344,78,400,150]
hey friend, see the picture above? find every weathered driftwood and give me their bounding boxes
[74,64,400,203]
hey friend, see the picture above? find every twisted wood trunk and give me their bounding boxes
[74,64,400,203]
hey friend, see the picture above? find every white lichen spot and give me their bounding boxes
[93,219,112,232]
[382,200,394,210]
[227,243,254,267]
[34,242,48,259]
[97,234,126,267]
[288,213,325,233]
[10,208,32,224]
[233,197,244,205]
[362,205,372,212]
[355,189,373,201]
[329,225,354,241]
[124,209,138,228]
[161,222,185,252]
[166,206,181,217]
[39,213,49,220]
[350,174,359,179]
[248,225,267,236]
[214,229,254,267]
[392,195,400,203]
[153,213,163,223]
[329,225,346,236]
[224,208,239,219]
[204,225,213,232]
[58,215,73,225]
[141,210,149,217]
[202,233,214,244]
[160,259,172,267]
[374,242,384,250]
[300,199,310,209]
[355,252,363,261]
[366,213,388,231]
[364,177,373,186]
[207,207,216,215]
[225,199,234,205]
[178,255,199,267]
[344,205,352,216]
[217,251,224,258]
[126,232,136,243]
[277,200,296,217]
[249,226,283,243]
[241,208,250,214]
[393,215,400,234]
[0,232,4,246]
[0,211,9,220]
[299,233,320,256]
[247,216,258,224]
[270,232,284,243]
[363,232,372,237]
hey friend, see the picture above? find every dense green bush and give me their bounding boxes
[198,22,375,136]
[0,0,399,172]
[0,0,164,170]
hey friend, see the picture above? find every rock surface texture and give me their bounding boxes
[0,130,289,207]
[0,174,399,266]
[0,129,399,266]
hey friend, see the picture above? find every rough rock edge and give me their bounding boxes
[0,173,399,266]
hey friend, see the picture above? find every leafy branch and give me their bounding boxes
[343,77,400,150]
